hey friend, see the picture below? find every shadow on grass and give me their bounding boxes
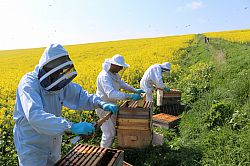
[123,145,202,166]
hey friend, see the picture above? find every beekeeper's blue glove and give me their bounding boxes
[71,122,95,135]
[98,101,118,114]
[135,89,145,94]
[165,87,171,92]
[126,94,142,101]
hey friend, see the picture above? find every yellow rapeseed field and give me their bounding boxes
[0,34,193,125]
[204,29,250,43]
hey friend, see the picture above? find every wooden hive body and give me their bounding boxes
[157,89,181,106]
[152,113,180,129]
[116,100,153,149]
[55,144,124,166]
[157,89,184,115]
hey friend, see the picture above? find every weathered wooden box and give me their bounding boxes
[116,100,153,149]
[55,144,124,166]
[157,89,181,106]
[152,113,180,129]
[157,104,185,116]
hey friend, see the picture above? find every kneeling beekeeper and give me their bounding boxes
[13,44,118,166]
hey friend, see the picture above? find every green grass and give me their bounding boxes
[121,34,250,165]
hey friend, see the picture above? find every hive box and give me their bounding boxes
[157,89,181,106]
[55,144,124,166]
[152,113,180,129]
[116,100,153,149]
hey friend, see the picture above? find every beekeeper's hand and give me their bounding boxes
[126,94,142,101]
[98,101,118,114]
[135,89,145,94]
[165,87,171,92]
[71,122,95,135]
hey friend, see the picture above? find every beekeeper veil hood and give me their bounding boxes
[38,44,77,91]
[160,62,171,72]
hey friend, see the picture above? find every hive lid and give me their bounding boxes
[152,113,180,123]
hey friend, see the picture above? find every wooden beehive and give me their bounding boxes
[152,113,180,129]
[55,144,124,166]
[157,89,181,106]
[116,100,153,149]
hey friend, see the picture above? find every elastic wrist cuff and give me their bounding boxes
[97,101,106,109]
[125,94,131,100]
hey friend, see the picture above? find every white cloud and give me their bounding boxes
[177,1,204,12]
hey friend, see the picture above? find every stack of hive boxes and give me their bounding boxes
[153,89,183,129]
[116,98,153,149]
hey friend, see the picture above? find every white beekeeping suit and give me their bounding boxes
[140,62,171,101]
[13,44,105,166]
[95,54,142,148]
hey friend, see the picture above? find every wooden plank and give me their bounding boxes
[119,109,149,115]
[107,151,122,166]
[66,144,87,166]
[120,106,149,112]
[117,129,151,148]
[117,114,149,119]
[117,121,149,127]
[123,161,133,166]
[73,145,94,165]
[95,112,112,128]
[117,126,149,130]
[80,146,99,166]
[118,118,149,123]
[85,147,104,166]
[157,89,164,106]
[112,151,124,166]
[90,148,108,166]
[137,93,146,108]
[55,143,81,165]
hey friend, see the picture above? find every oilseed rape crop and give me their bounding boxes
[205,29,250,43]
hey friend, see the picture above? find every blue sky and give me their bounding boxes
[0,0,249,50]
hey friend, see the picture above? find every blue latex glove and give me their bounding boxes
[165,87,171,92]
[128,94,142,101]
[98,101,118,114]
[135,89,145,94]
[71,122,95,135]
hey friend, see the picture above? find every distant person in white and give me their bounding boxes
[140,62,171,101]
[95,54,144,148]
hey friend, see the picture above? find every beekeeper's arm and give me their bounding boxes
[152,66,166,90]
[63,82,118,114]
[119,79,136,92]
[119,77,145,94]
[19,79,72,136]
[63,82,102,110]
[100,74,140,101]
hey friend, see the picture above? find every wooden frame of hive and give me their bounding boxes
[116,100,153,149]
[55,144,124,166]
[156,89,181,106]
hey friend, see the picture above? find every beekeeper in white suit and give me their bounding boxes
[13,44,118,166]
[140,62,171,101]
[96,54,144,148]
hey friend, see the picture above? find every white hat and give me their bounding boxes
[160,62,171,71]
[106,54,129,68]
